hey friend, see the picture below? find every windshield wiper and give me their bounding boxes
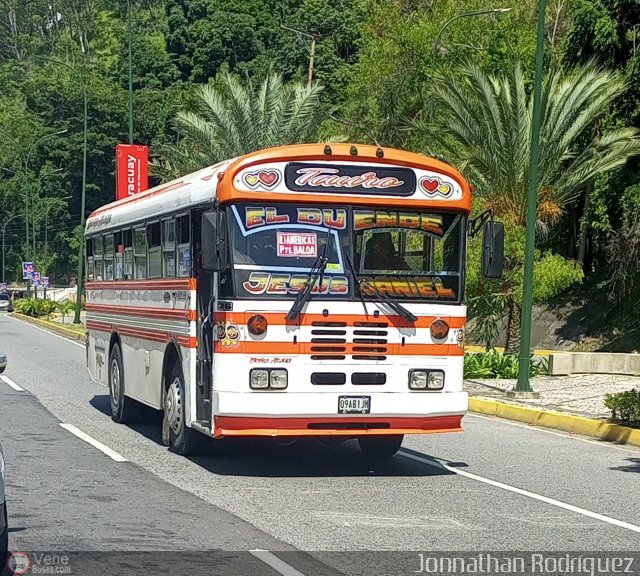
[286,229,331,321]
[359,278,417,323]
[344,255,416,323]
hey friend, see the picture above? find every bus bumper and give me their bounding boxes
[211,391,467,437]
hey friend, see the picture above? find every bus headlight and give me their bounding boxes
[409,370,427,389]
[426,370,445,390]
[269,369,288,389]
[250,369,269,389]
[409,370,445,390]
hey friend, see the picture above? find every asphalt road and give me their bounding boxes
[1,312,639,576]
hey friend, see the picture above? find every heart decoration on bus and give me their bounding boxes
[419,176,453,198]
[243,169,281,190]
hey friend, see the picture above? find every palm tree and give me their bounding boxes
[152,70,331,181]
[418,61,640,353]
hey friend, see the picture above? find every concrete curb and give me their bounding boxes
[469,397,640,447]
[11,313,86,342]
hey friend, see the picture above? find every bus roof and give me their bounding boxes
[86,143,471,234]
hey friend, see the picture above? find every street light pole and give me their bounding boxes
[430,8,511,119]
[2,214,21,284]
[24,129,67,296]
[35,55,88,324]
[127,0,134,144]
[31,167,64,272]
[515,0,547,392]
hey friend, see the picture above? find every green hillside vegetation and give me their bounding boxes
[1,0,639,350]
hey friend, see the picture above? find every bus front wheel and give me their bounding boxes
[109,343,141,424]
[358,435,404,459]
[163,364,204,456]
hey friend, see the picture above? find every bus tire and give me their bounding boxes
[109,343,141,424]
[358,435,404,459]
[0,504,7,574]
[164,363,204,456]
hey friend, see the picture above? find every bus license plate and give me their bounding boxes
[338,396,371,414]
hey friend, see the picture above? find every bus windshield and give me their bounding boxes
[226,203,464,302]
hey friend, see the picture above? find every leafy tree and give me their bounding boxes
[562,0,640,296]
[423,61,640,352]
[466,216,584,350]
[152,69,332,180]
[342,0,540,148]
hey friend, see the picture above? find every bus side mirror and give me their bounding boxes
[201,211,227,272]
[482,220,504,278]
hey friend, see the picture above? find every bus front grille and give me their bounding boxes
[310,321,389,361]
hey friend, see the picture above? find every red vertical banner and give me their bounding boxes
[116,144,149,200]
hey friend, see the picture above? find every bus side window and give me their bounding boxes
[104,234,115,281]
[147,222,162,279]
[176,215,190,278]
[94,235,104,281]
[123,229,133,280]
[134,227,147,279]
[114,231,123,280]
[163,219,176,278]
[86,238,94,282]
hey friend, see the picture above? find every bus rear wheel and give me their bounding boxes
[163,363,205,456]
[358,435,404,459]
[109,343,141,424]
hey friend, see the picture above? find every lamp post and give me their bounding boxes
[127,0,134,144]
[24,129,68,296]
[24,130,67,261]
[515,0,547,393]
[35,55,88,324]
[31,166,64,271]
[2,214,22,284]
[430,8,511,118]
[40,194,71,277]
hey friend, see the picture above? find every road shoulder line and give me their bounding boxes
[59,423,128,462]
[249,550,306,576]
[10,313,86,348]
[400,450,640,535]
[1,374,24,391]
[469,397,640,447]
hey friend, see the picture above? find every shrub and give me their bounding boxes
[604,389,640,427]
[464,349,548,379]
[13,298,58,319]
[58,300,75,322]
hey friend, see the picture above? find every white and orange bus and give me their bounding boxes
[85,143,503,458]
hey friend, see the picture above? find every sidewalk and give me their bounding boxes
[51,311,86,325]
[465,374,639,420]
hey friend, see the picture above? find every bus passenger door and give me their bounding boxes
[194,213,214,425]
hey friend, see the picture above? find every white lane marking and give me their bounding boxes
[10,315,85,348]
[399,451,640,535]
[468,413,640,455]
[59,423,128,462]
[0,375,24,391]
[249,550,306,576]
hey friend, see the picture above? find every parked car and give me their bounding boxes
[0,293,11,313]
[1,441,7,571]
[0,353,5,374]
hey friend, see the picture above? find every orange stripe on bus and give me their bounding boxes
[87,279,194,291]
[86,303,192,321]
[86,322,197,349]
[86,320,112,333]
[214,312,465,330]
[214,415,463,438]
[214,340,463,356]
